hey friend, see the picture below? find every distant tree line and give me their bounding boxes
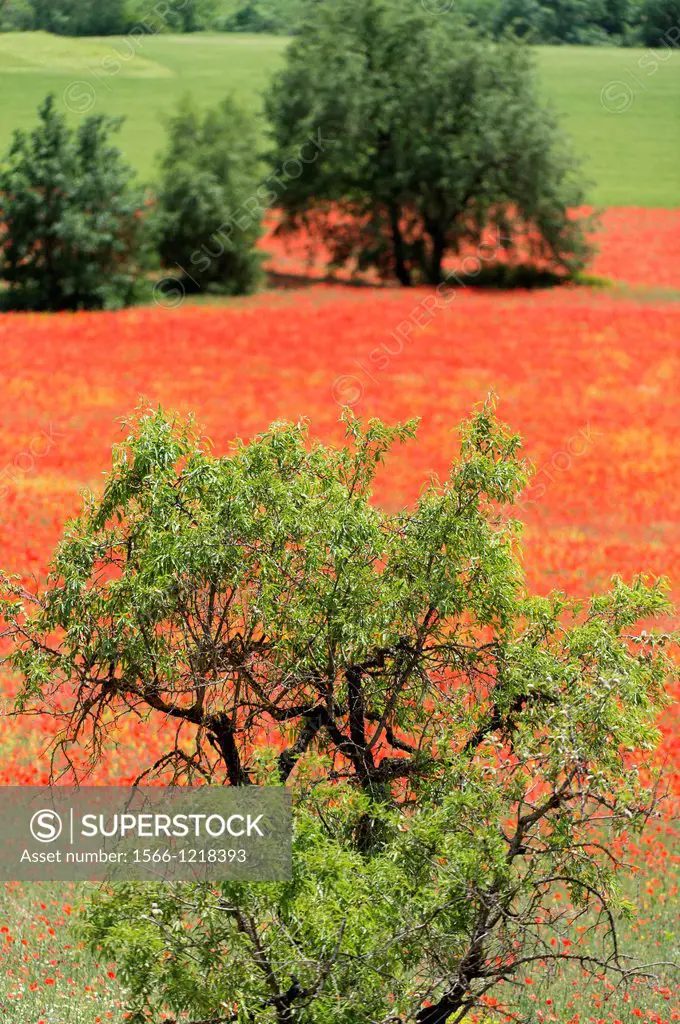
[0,0,678,45]
[461,0,680,46]
[0,0,304,36]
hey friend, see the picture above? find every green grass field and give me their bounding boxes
[0,31,677,205]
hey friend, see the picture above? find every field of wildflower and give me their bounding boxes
[0,207,679,1022]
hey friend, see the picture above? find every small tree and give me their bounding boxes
[265,0,593,286]
[155,96,263,296]
[0,95,150,311]
[1,401,676,1023]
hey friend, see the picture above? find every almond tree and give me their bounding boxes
[1,402,676,1023]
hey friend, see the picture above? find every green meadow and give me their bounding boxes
[0,31,677,205]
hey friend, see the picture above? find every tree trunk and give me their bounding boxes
[428,224,446,286]
[209,711,251,785]
[389,203,412,287]
[416,992,465,1024]
[416,914,487,1023]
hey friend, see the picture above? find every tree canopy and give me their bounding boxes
[154,96,263,296]
[0,94,149,311]
[265,0,593,286]
[0,0,219,34]
[1,401,676,1022]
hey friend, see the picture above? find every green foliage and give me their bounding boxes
[489,0,547,38]
[17,0,129,34]
[600,0,643,37]
[265,0,594,287]
[142,0,650,42]
[639,0,680,45]
[154,96,263,295]
[213,0,306,32]
[2,400,677,1022]
[537,0,623,42]
[366,0,647,45]
[124,0,220,33]
[0,94,150,311]
[431,0,646,44]
[0,0,219,34]
[0,0,649,39]
[0,0,35,30]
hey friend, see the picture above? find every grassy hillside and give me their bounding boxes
[0,32,678,205]
[536,45,680,207]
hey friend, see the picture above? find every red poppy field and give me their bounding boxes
[0,206,680,1022]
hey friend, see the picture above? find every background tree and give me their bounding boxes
[0,0,35,30]
[639,0,680,44]
[125,0,220,32]
[27,0,129,34]
[490,0,546,38]
[154,96,263,296]
[265,0,594,287]
[536,0,609,41]
[213,0,305,31]
[1,401,676,1023]
[489,0,617,41]
[0,0,647,39]
[599,0,641,38]
[0,94,150,311]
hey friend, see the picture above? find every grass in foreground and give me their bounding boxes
[0,882,123,1023]
[1,855,679,1024]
